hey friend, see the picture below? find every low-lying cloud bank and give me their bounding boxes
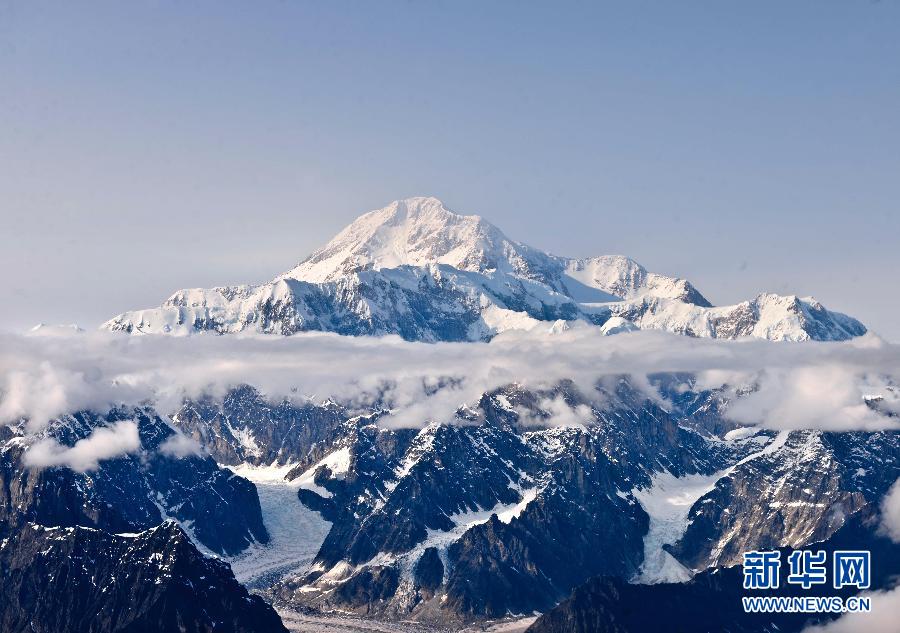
[1,326,899,434]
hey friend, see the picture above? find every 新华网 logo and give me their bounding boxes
[740,550,872,615]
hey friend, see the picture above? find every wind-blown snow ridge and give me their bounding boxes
[103,196,866,342]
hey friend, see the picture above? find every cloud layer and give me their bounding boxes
[1,326,899,434]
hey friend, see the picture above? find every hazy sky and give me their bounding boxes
[2,1,898,338]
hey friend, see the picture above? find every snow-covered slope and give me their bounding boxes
[596,292,867,341]
[564,255,710,305]
[103,196,866,342]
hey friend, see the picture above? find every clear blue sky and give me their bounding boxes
[2,1,898,338]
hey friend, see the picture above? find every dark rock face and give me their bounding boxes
[0,408,268,556]
[413,547,444,597]
[0,521,287,633]
[527,509,900,633]
[670,430,900,570]
[0,405,290,631]
[437,423,648,618]
[333,566,401,611]
[173,386,347,466]
[653,373,743,437]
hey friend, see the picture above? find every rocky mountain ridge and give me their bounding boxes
[0,521,286,633]
[166,379,894,626]
[0,408,268,556]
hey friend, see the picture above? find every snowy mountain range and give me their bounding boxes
[103,197,865,342]
[6,196,895,633]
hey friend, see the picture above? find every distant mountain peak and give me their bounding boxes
[281,196,534,283]
[27,323,85,336]
[102,197,867,342]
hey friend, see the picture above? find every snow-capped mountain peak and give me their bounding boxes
[102,196,867,342]
[281,196,543,283]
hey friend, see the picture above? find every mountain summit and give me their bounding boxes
[280,197,705,304]
[103,197,865,342]
[281,196,549,283]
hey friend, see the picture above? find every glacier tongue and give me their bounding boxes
[631,470,724,584]
[226,462,332,589]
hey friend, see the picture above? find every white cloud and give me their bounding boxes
[802,586,900,633]
[24,420,141,472]
[543,397,594,428]
[725,364,895,432]
[0,363,110,433]
[0,328,898,434]
[515,395,594,428]
[878,477,900,543]
[159,432,204,458]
